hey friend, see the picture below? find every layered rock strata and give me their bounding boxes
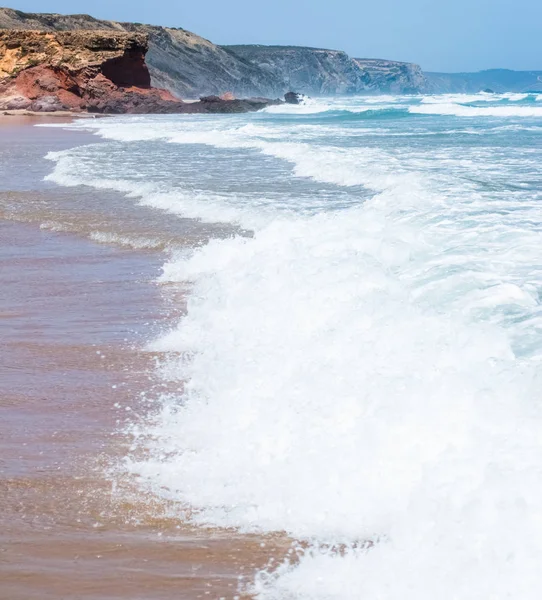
[0,30,185,112]
[0,29,280,113]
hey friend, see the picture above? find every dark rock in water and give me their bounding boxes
[185,95,281,113]
[284,91,302,104]
[482,88,495,93]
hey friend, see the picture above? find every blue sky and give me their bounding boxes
[7,0,542,72]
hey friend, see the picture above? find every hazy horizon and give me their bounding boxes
[4,0,541,72]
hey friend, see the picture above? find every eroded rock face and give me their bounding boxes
[0,29,186,113]
[352,58,426,94]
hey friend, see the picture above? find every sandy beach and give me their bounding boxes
[0,118,289,600]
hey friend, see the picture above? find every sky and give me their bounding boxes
[6,0,542,72]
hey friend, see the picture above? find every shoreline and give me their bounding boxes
[0,117,289,600]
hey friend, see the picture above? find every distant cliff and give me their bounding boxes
[0,8,426,98]
[224,45,426,95]
[352,58,426,94]
[424,69,542,93]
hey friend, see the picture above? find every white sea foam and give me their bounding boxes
[262,101,333,114]
[132,146,542,599]
[56,118,422,190]
[420,92,534,105]
[45,148,156,196]
[130,180,542,599]
[45,98,542,599]
[411,103,542,117]
[89,231,167,249]
[39,220,71,232]
[44,121,430,228]
[262,98,403,115]
[421,92,496,104]
[44,146,276,228]
[355,94,401,104]
[503,92,533,101]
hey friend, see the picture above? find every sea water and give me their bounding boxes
[45,92,542,599]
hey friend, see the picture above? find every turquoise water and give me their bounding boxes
[47,93,542,599]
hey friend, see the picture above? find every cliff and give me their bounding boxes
[225,45,364,95]
[352,58,425,94]
[0,26,285,114]
[424,69,542,93]
[0,7,282,99]
[0,29,188,112]
[0,8,426,98]
[224,45,426,95]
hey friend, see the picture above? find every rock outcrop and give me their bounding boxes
[0,29,186,112]
[182,95,280,114]
[284,91,303,104]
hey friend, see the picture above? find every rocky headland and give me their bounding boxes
[0,28,281,114]
[351,58,426,94]
[225,45,425,95]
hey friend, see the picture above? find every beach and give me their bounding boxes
[2,92,542,599]
[0,118,288,600]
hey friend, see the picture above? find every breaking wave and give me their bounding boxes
[44,92,542,599]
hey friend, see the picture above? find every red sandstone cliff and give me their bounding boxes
[0,29,185,113]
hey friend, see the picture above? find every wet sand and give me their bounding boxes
[0,120,288,599]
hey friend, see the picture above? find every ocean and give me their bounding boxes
[32,92,542,597]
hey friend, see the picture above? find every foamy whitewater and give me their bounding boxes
[45,92,542,599]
